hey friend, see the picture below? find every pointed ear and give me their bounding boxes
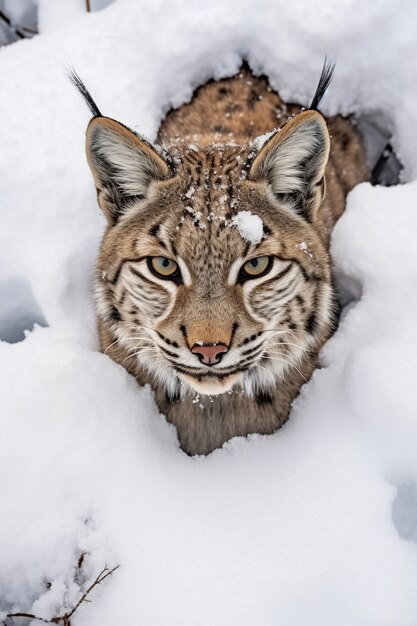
[249,110,330,222]
[86,117,171,224]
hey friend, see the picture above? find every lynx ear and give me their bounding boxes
[86,117,171,224]
[249,110,330,222]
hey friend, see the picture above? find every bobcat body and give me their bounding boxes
[75,65,368,455]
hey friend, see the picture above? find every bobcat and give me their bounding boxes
[70,62,368,455]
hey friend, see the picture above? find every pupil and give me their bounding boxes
[162,258,169,267]
[252,259,258,267]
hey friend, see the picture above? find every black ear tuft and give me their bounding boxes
[66,67,102,118]
[309,58,335,111]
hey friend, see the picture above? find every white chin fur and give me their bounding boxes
[180,373,242,395]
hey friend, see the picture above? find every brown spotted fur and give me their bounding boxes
[159,66,368,242]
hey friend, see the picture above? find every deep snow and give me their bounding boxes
[1,0,417,624]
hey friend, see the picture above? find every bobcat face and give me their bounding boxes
[90,113,335,397]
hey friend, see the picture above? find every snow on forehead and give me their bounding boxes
[231,211,264,244]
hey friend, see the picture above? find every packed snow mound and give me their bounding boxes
[1,0,417,624]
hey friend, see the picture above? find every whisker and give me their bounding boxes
[126,344,154,352]
[104,331,153,354]
[127,346,157,356]
[104,337,125,354]
[122,345,159,364]
[262,328,299,340]
[252,363,271,375]
[266,350,305,369]
[268,342,306,352]
[261,355,309,384]
[125,341,153,351]
[123,352,165,366]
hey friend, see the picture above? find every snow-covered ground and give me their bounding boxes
[1,0,417,624]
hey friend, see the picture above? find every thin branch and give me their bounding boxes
[21,25,38,35]
[5,613,50,624]
[6,563,119,626]
[0,9,12,27]
[64,565,120,620]
[86,0,91,12]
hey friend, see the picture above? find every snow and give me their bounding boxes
[250,128,276,151]
[184,185,195,198]
[1,0,417,624]
[231,210,264,244]
[296,241,314,258]
[2,0,36,27]
[0,274,47,343]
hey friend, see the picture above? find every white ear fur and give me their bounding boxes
[86,117,171,224]
[250,110,330,200]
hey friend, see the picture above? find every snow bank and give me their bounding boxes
[1,0,417,624]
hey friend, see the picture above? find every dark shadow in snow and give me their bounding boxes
[0,0,37,45]
[334,113,402,313]
[392,481,417,543]
[334,273,363,312]
[356,112,402,186]
[0,279,47,343]
[0,0,114,49]
[90,0,116,10]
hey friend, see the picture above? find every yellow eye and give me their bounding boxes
[240,256,271,279]
[148,256,180,279]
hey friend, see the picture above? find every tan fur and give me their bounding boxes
[159,66,368,242]
[88,65,369,455]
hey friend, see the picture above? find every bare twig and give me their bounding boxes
[21,25,38,35]
[6,563,119,626]
[5,614,50,624]
[64,565,120,621]
[86,0,91,12]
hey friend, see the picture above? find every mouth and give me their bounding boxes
[149,341,266,396]
[178,372,243,395]
[167,357,260,395]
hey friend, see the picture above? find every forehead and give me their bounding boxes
[108,142,291,280]
[161,144,259,267]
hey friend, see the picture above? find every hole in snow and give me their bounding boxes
[392,481,417,543]
[89,0,115,10]
[0,278,47,343]
[0,0,37,46]
[334,271,364,315]
[356,112,402,186]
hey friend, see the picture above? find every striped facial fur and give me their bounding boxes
[91,112,335,399]
[72,62,369,454]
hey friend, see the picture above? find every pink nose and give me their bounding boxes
[191,343,228,365]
